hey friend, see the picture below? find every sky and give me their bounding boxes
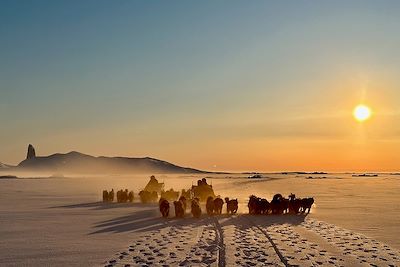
[1,1,400,172]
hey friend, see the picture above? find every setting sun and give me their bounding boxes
[3,2,400,266]
[353,104,372,122]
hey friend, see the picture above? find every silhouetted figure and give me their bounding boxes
[192,178,215,202]
[191,198,202,218]
[159,198,170,218]
[174,200,185,218]
[225,197,238,214]
[213,197,224,214]
[206,196,215,216]
[144,175,165,194]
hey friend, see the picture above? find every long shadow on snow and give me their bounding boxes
[49,201,156,210]
[217,213,307,232]
[90,208,308,235]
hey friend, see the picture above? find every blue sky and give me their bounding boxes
[1,1,400,171]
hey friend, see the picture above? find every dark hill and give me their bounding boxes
[16,146,204,174]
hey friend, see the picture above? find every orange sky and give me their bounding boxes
[1,2,400,172]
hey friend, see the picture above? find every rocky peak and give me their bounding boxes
[26,144,36,160]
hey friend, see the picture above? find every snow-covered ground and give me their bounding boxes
[107,215,400,267]
[0,174,399,266]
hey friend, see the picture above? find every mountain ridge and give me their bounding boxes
[3,145,206,174]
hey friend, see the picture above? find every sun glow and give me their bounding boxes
[353,104,372,122]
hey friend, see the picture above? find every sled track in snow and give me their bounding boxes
[244,216,289,267]
[212,217,225,267]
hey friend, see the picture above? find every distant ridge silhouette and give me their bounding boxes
[10,145,205,174]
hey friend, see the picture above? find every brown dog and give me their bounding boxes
[191,198,202,218]
[225,197,238,214]
[159,198,170,218]
[206,196,215,215]
[174,200,185,218]
[213,197,224,214]
[179,196,187,211]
